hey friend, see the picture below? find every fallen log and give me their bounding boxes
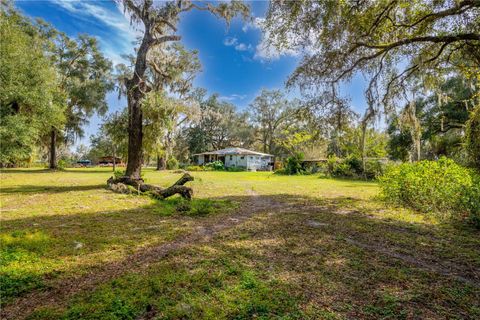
[107,173,194,200]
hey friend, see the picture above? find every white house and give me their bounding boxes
[193,147,274,171]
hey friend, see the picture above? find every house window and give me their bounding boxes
[230,155,232,160]
[250,156,253,159]
[240,156,244,159]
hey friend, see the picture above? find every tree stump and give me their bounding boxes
[107,173,194,200]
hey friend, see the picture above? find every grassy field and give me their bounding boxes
[1,167,479,319]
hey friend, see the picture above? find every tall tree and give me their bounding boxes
[387,76,476,162]
[142,43,201,170]
[119,0,249,180]
[47,32,113,169]
[185,93,255,155]
[143,92,195,170]
[0,3,64,166]
[101,109,129,171]
[249,89,300,154]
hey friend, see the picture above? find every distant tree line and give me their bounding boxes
[1,0,478,171]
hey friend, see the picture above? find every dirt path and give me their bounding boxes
[1,189,278,320]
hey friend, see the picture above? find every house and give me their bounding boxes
[193,147,274,171]
[75,159,92,167]
[98,156,124,166]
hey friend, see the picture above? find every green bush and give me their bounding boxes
[56,159,71,170]
[204,161,224,171]
[284,152,305,175]
[166,157,179,170]
[345,155,362,174]
[332,162,355,177]
[323,155,385,179]
[379,157,480,227]
[325,156,355,178]
[113,169,125,179]
[363,159,385,179]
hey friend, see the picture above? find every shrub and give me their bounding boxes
[324,155,385,179]
[166,156,179,170]
[379,157,480,227]
[113,169,124,179]
[325,156,354,178]
[345,155,362,174]
[204,161,224,171]
[332,162,355,177]
[363,159,385,179]
[325,156,339,176]
[284,152,305,175]
[56,159,71,170]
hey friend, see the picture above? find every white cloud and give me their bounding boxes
[219,94,247,101]
[223,36,253,52]
[254,41,299,61]
[223,37,238,46]
[234,43,252,51]
[50,0,142,64]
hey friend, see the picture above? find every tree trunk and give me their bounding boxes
[124,29,152,180]
[156,155,166,170]
[112,145,116,172]
[413,133,421,162]
[360,122,367,174]
[49,129,57,169]
[125,91,143,179]
[360,106,375,178]
[107,173,194,200]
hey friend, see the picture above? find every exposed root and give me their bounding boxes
[107,173,194,200]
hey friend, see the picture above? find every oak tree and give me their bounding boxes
[119,0,250,180]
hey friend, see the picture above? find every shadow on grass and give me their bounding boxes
[0,184,107,194]
[1,194,480,319]
[0,168,116,174]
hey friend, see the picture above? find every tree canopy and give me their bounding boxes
[264,0,479,115]
[0,4,64,165]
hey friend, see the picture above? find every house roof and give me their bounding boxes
[193,147,273,157]
[98,156,122,161]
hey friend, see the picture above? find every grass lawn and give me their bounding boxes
[1,167,479,319]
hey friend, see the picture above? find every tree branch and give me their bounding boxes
[150,35,182,46]
[355,33,480,50]
[390,0,478,29]
[121,0,142,21]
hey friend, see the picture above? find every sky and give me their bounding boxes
[15,0,368,149]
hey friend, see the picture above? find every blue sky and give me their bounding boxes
[15,0,368,148]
